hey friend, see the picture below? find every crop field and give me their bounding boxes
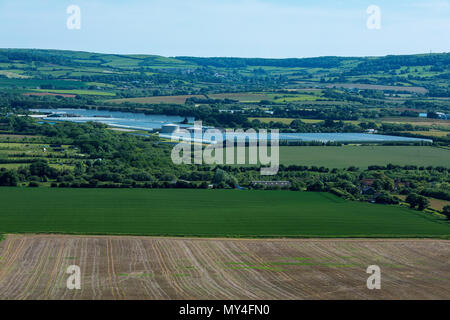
[0,235,448,299]
[324,83,428,94]
[0,78,88,89]
[0,188,448,238]
[248,117,295,124]
[271,94,325,103]
[209,92,271,102]
[406,131,449,137]
[106,92,329,105]
[380,117,450,128]
[278,146,450,168]
[107,94,205,104]
[0,141,83,171]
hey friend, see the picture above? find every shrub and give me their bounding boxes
[442,205,450,220]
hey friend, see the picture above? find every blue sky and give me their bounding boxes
[0,0,449,58]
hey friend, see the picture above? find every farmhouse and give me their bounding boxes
[361,179,375,187]
[393,179,411,190]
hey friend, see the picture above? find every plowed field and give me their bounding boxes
[0,235,448,300]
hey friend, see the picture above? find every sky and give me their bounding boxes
[0,0,449,58]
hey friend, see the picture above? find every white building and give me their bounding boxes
[161,124,180,134]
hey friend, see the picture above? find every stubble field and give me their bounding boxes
[0,234,448,300]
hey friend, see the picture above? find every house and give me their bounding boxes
[394,179,411,190]
[360,179,377,195]
[361,186,376,195]
[361,179,375,187]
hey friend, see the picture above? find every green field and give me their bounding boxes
[278,146,450,168]
[107,94,204,104]
[0,188,448,238]
[29,89,115,96]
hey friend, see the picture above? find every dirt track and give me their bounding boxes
[0,234,448,300]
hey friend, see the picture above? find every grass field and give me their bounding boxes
[397,195,450,211]
[209,92,271,102]
[0,188,448,238]
[324,83,428,94]
[381,117,450,128]
[278,146,450,168]
[107,95,204,104]
[406,131,449,137]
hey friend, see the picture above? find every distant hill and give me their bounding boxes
[0,48,448,71]
[0,48,448,100]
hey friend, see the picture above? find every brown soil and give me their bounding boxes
[0,234,448,300]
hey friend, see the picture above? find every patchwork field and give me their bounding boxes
[0,141,82,171]
[0,188,448,238]
[0,235,448,299]
[106,92,328,104]
[324,83,428,94]
[278,146,450,168]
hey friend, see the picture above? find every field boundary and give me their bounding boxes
[1,233,449,242]
[1,231,448,240]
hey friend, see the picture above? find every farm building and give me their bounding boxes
[251,181,291,188]
[161,124,180,134]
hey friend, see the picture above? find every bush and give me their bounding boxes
[0,169,18,186]
[307,181,325,192]
[28,181,39,187]
[406,193,429,210]
[375,193,399,205]
[419,189,450,201]
[329,187,354,200]
[442,205,450,220]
